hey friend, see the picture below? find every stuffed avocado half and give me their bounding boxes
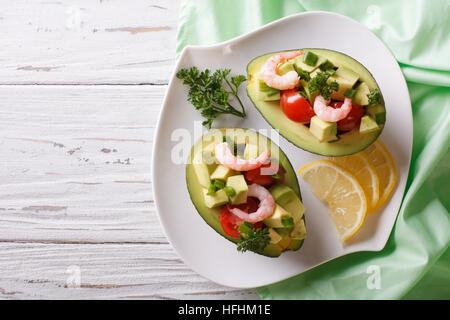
[247,48,385,156]
[186,128,306,257]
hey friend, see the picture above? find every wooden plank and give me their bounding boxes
[0,242,259,299]
[0,0,179,85]
[0,85,161,243]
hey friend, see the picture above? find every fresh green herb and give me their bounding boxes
[344,89,357,99]
[237,228,270,253]
[214,180,225,190]
[272,172,281,180]
[308,71,339,101]
[303,51,318,66]
[281,216,295,227]
[296,68,311,81]
[224,186,236,197]
[237,222,253,235]
[207,183,217,195]
[319,59,335,71]
[367,88,382,106]
[176,67,247,128]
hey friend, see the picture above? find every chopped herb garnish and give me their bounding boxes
[176,67,247,128]
[281,216,295,227]
[207,183,217,195]
[344,89,357,99]
[214,180,225,190]
[296,68,311,81]
[298,86,309,99]
[319,59,335,71]
[224,186,236,197]
[367,88,382,106]
[308,71,339,101]
[237,227,270,253]
[272,172,281,180]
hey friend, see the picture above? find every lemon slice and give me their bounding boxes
[363,140,397,211]
[330,153,380,214]
[299,160,367,241]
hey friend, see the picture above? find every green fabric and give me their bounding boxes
[176,0,450,299]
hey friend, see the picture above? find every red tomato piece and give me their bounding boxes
[331,101,364,131]
[280,89,315,123]
[244,161,285,186]
[220,198,264,238]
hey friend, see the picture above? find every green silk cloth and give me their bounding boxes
[176,0,450,299]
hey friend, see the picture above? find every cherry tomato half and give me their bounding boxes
[244,161,285,187]
[331,101,364,132]
[220,198,263,238]
[280,89,315,123]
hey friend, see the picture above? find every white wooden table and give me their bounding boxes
[0,0,259,299]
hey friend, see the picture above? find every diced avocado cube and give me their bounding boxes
[300,79,317,105]
[335,66,359,86]
[226,175,248,205]
[354,82,370,105]
[255,74,280,101]
[290,220,307,240]
[360,115,380,134]
[193,153,212,188]
[274,227,291,237]
[327,135,340,143]
[263,204,292,228]
[277,61,295,75]
[210,165,237,181]
[269,184,296,207]
[328,76,354,101]
[367,104,386,124]
[282,197,306,224]
[202,189,228,208]
[268,228,282,244]
[293,54,326,73]
[277,237,292,250]
[309,116,337,142]
[303,51,319,66]
[243,143,258,160]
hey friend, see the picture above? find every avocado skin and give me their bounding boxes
[186,128,305,258]
[247,48,385,156]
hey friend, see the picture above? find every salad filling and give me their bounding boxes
[186,128,307,257]
[247,49,386,156]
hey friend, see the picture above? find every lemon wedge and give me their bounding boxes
[299,160,367,241]
[363,140,397,211]
[330,153,380,213]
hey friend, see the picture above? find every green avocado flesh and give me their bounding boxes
[186,128,305,258]
[247,49,385,156]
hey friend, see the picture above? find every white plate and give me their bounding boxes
[152,12,412,288]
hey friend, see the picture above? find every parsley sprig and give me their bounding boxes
[308,71,339,101]
[367,88,382,106]
[237,225,270,253]
[176,67,247,128]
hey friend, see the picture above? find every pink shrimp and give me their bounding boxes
[229,183,275,223]
[259,50,303,90]
[214,142,270,171]
[313,96,353,122]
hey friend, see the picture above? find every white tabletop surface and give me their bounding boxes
[0,0,259,299]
